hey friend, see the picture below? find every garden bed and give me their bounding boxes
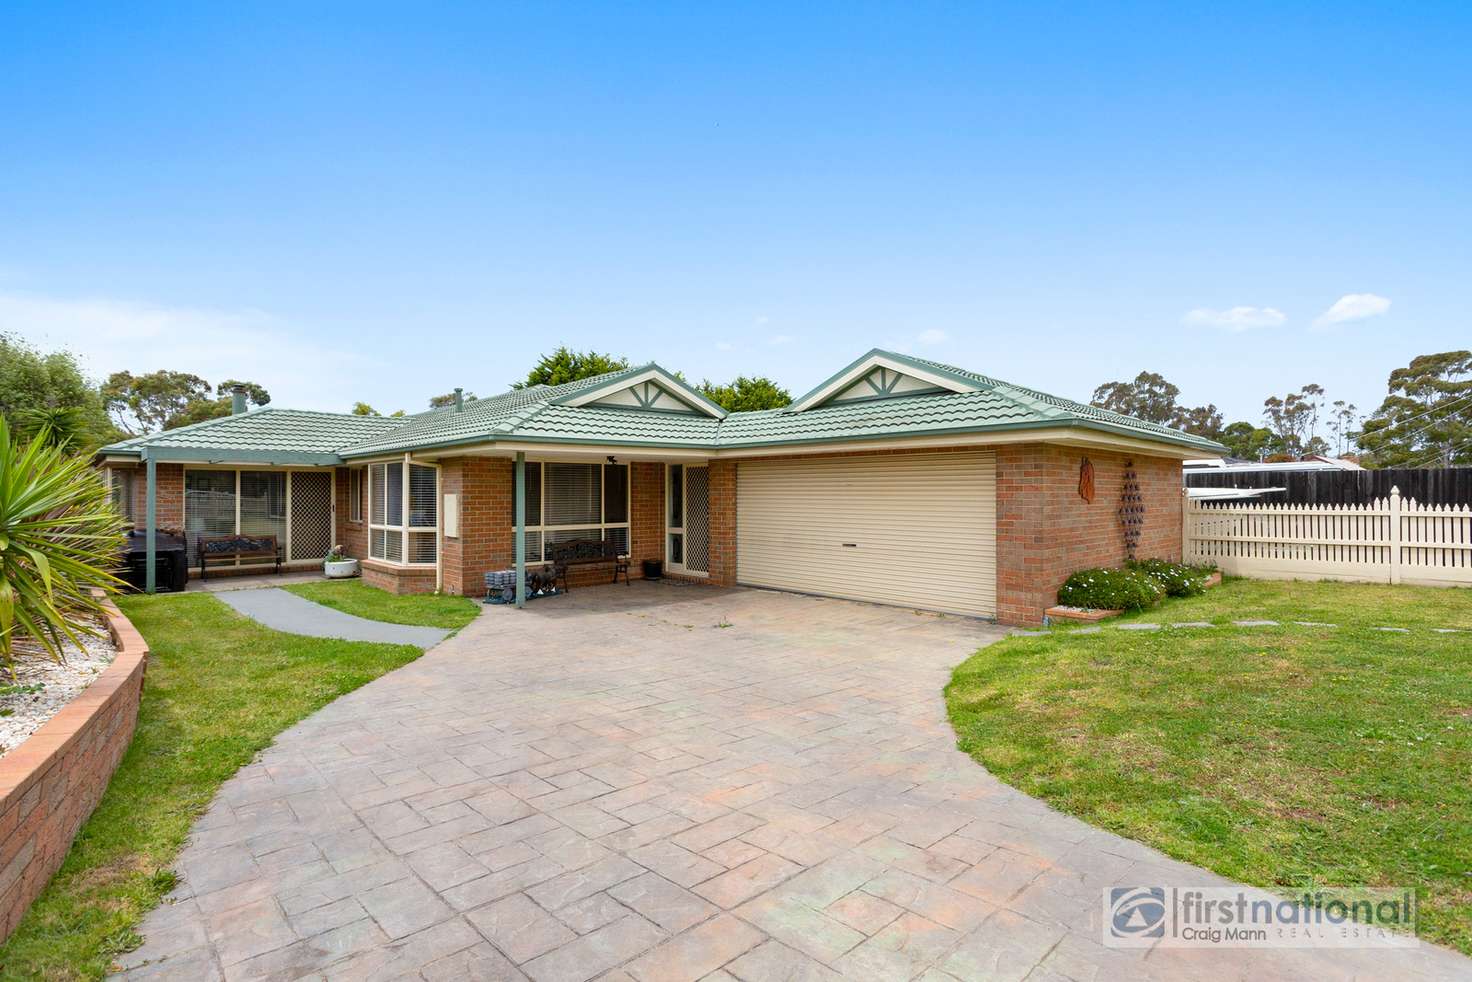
[0,630,117,758]
[0,600,148,945]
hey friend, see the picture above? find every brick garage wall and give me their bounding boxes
[0,599,147,942]
[996,445,1182,624]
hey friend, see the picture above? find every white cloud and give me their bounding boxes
[1181,306,1287,331]
[715,341,735,351]
[1312,293,1391,328]
[768,334,794,346]
[916,328,949,345]
[0,291,371,412]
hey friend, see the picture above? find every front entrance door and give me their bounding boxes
[667,463,710,575]
[289,471,335,561]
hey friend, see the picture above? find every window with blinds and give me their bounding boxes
[239,471,287,545]
[520,462,630,561]
[184,470,236,560]
[368,461,438,565]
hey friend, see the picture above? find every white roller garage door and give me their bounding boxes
[736,451,997,617]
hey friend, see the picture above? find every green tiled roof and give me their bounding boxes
[99,350,1226,461]
[98,408,408,463]
[337,365,660,456]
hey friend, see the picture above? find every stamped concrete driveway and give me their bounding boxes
[120,583,1469,981]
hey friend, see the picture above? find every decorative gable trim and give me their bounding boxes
[787,350,982,413]
[555,365,728,419]
[829,366,948,404]
[591,380,700,414]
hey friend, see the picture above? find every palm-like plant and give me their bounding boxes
[16,406,86,451]
[0,417,127,666]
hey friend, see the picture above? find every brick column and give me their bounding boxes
[630,461,665,577]
[441,457,513,596]
[153,463,184,532]
[706,460,736,586]
[334,467,367,561]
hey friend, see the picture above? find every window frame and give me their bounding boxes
[108,467,136,524]
[522,460,631,564]
[367,458,439,567]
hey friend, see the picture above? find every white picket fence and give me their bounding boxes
[1184,487,1472,587]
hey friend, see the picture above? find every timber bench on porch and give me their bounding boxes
[198,533,283,579]
[548,537,631,591]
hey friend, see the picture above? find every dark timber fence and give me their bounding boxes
[1184,467,1472,506]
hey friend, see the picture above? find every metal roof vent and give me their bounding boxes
[231,385,248,415]
[454,387,464,412]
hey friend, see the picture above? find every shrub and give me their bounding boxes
[1056,566,1164,611]
[0,417,126,665]
[1128,558,1217,598]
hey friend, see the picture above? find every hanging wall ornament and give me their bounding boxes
[1118,459,1144,559]
[1078,457,1095,503]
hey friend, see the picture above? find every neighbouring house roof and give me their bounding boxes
[98,349,1228,463]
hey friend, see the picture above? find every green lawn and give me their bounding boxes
[946,578,1472,953]
[0,594,425,980]
[283,578,481,631]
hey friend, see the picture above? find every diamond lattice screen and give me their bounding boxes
[290,472,334,561]
[684,466,710,574]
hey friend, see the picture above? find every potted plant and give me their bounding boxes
[323,544,358,579]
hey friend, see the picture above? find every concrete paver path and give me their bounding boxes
[218,587,451,648]
[120,584,1470,980]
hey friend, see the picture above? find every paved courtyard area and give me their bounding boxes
[120,583,1469,980]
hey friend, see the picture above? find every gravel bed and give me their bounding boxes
[0,627,117,758]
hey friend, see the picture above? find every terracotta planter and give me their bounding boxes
[324,559,359,579]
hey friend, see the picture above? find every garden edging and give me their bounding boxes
[0,596,148,942]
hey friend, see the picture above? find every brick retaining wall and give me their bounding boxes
[0,599,148,942]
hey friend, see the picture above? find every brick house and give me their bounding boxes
[97,350,1224,625]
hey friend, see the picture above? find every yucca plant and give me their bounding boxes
[15,406,86,451]
[0,416,127,666]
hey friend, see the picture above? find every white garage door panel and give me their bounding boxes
[737,452,996,617]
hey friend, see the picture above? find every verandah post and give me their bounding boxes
[515,452,526,608]
[144,451,157,594]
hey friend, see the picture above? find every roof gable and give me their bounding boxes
[553,365,727,419]
[787,350,981,412]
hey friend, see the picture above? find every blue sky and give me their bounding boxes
[2,3,1468,425]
